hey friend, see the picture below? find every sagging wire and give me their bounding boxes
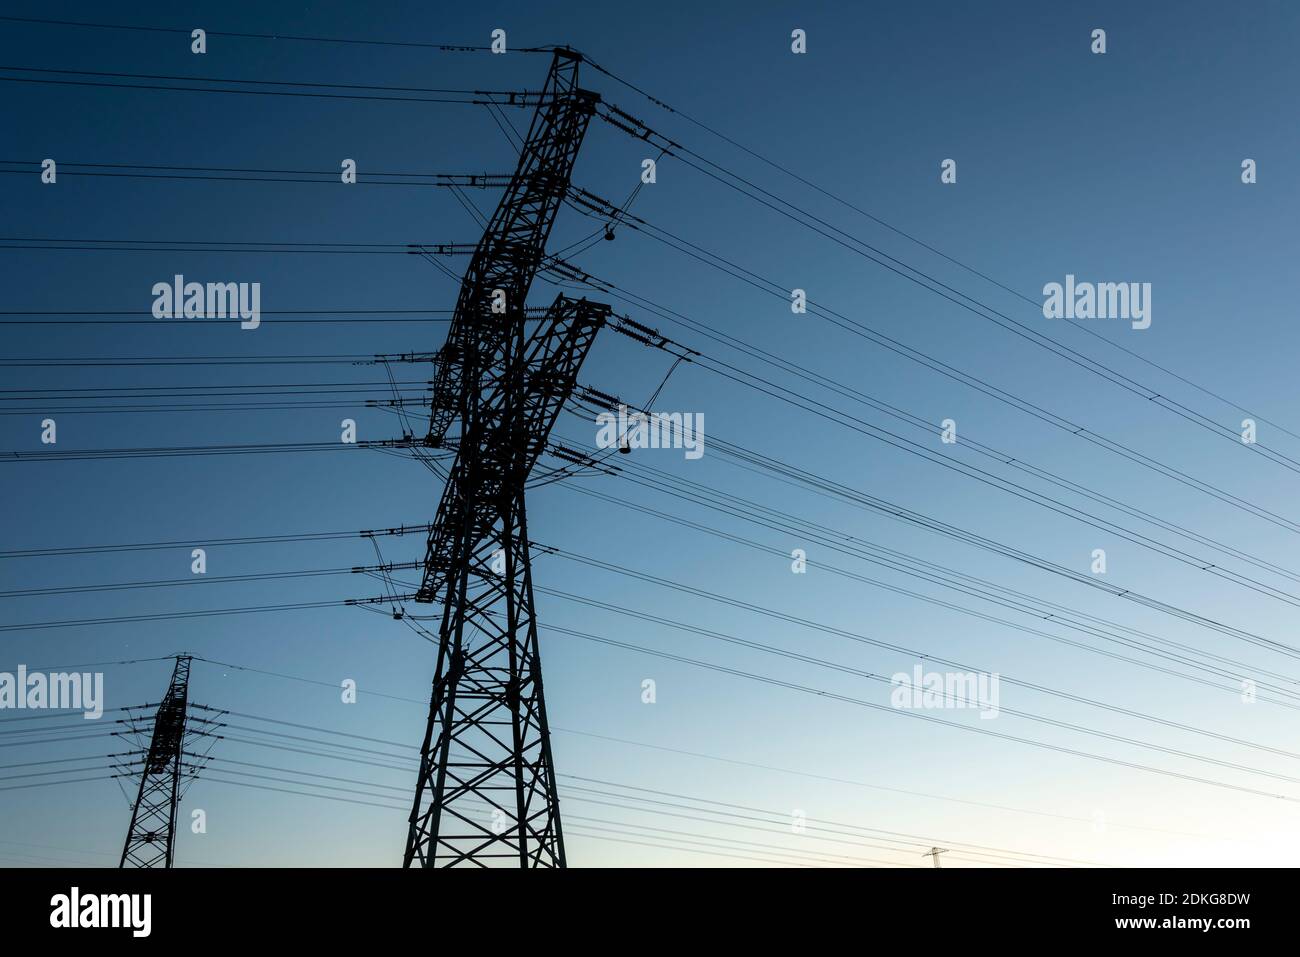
[448,183,489,228]
[376,356,419,442]
[362,537,407,620]
[483,97,526,151]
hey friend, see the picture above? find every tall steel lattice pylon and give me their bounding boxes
[120,655,193,868]
[403,49,608,868]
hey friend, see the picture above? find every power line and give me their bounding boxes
[532,579,1300,765]
[0,521,433,559]
[0,596,387,633]
[556,474,1300,697]
[570,249,1300,560]
[570,444,1300,682]
[0,318,454,325]
[277,571,1300,804]
[0,161,509,188]
[572,206,1300,535]
[2,439,439,463]
[583,53,1300,449]
[190,771,863,867]
[547,493,1300,708]
[673,352,1300,607]
[179,657,1237,841]
[549,726,1223,843]
[567,396,1300,666]
[541,622,1300,803]
[0,237,476,254]
[0,14,548,53]
[560,776,1092,866]
[593,103,1300,477]
[3,378,430,393]
[0,353,384,367]
[0,561,414,599]
[184,704,1086,866]
[592,291,1300,588]
[0,400,429,417]
[0,65,546,106]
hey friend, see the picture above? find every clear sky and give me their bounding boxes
[2,0,1299,868]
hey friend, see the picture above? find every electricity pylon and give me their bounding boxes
[923,846,948,868]
[119,655,193,868]
[403,49,608,867]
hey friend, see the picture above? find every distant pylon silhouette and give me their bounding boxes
[119,655,193,868]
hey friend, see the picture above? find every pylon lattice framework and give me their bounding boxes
[120,655,193,868]
[404,49,609,868]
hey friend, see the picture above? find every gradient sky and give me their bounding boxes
[2,0,1299,868]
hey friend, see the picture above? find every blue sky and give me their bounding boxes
[2,0,1299,867]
